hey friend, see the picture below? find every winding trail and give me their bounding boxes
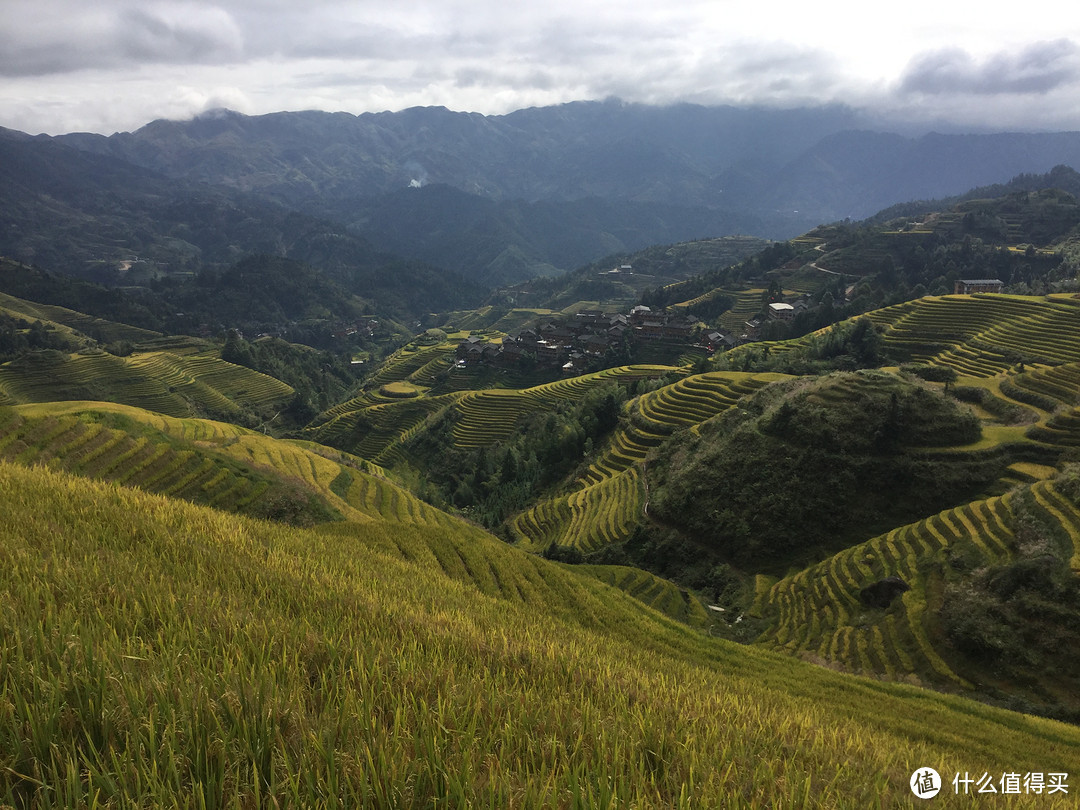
[809,242,842,276]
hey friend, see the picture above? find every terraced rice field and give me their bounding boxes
[576,564,712,628]
[981,361,1080,451]
[513,372,785,552]
[0,407,268,515]
[487,308,560,333]
[449,365,677,449]
[670,287,733,312]
[168,351,293,409]
[0,349,292,416]
[306,393,463,465]
[0,401,467,532]
[579,372,784,487]
[1002,361,1080,414]
[874,294,1080,375]
[0,291,161,344]
[513,468,645,554]
[755,477,1080,686]
[6,455,1080,808]
[368,342,460,387]
[718,289,766,333]
[131,335,208,356]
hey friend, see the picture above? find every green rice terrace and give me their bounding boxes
[0,347,292,417]
[512,371,787,553]
[307,363,678,463]
[3,458,1079,807]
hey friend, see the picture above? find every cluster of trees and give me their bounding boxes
[941,473,1080,722]
[220,331,360,426]
[0,316,78,362]
[722,316,887,376]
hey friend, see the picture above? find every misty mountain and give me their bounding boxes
[56,102,862,206]
[8,100,1080,311]
[337,184,775,286]
[0,128,485,319]
[55,101,1080,231]
[767,130,1080,220]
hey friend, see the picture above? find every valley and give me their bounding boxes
[3,108,1080,805]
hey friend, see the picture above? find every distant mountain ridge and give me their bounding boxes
[7,100,1080,308]
[53,101,1080,230]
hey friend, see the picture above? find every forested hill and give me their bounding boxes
[632,170,1080,350]
[865,164,1080,224]
[37,100,1080,281]
[0,129,485,321]
[55,103,1080,226]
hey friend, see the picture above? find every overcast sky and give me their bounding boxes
[3,0,1080,135]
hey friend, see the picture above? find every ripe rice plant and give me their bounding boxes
[878,294,1080,371]
[0,402,466,534]
[2,459,1078,808]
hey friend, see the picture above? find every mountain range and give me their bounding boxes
[5,100,1080,295]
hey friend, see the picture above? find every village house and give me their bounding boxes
[768,302,795,321]
[706,330,737,352]
[536,339,568,365]
[581,334,610,356]
[459,303,704,372]
[637,318,666,339]
[574,309,605,328]
[496,342,525,367]
[455,334,485,360]
[954,278,1004,294]
[662,318,695,339]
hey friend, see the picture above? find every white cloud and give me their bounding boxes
[900,40,1080,96]
[1,0,1080,134]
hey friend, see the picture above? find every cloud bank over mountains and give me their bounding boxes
[2,0,1079,135]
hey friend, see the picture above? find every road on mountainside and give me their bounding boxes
[810,242,842,275]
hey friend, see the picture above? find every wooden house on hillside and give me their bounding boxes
[954,278,1004,294]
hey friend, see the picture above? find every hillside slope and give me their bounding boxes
[754,470,1080,721]
[2,459,1078,807]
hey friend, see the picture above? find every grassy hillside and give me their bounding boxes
[2,459,1079,807]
